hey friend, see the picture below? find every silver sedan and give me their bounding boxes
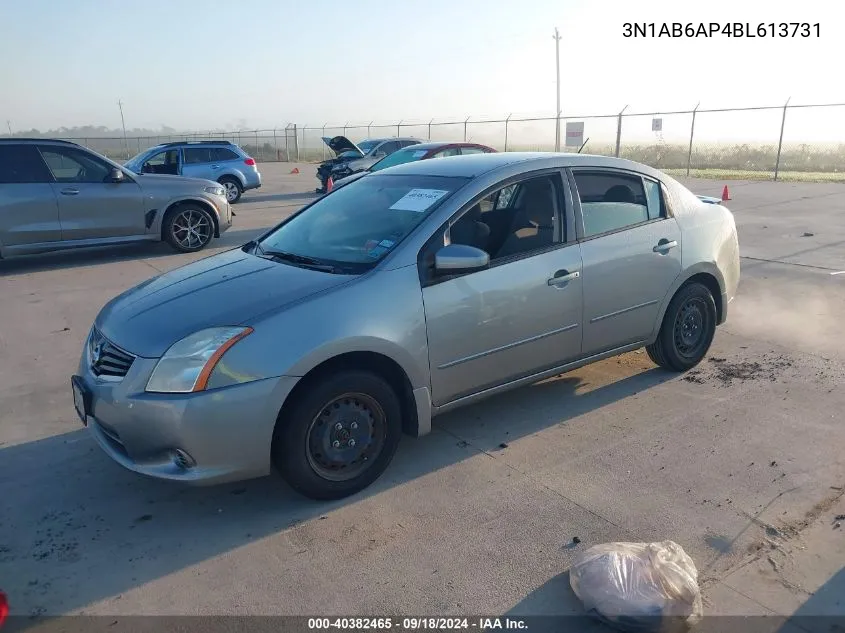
[71,152,740,500]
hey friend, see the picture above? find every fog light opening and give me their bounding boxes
[172,449,196,470]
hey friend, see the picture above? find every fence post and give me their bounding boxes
[685,102,700,177]
[322,124,327,161]
[614,105,628,158]
[294,124,299,161]
[504,113,512,152]
[464,116,470,142]
[774,97,791,181]
[255,130,259,159]
[428,118,433,140]
[343,121,348,139]
[397,120,402,137]
[368,121,373,138]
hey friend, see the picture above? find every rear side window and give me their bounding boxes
[211,147,240,161]
[183,147,213,164]
[0,145,52,184]
[573,171,650,237]
[459,147,487,155]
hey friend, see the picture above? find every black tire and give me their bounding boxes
[162,204,215,253]
[219,176,242,204]
[646,282,717,372]
[273,370,402,501]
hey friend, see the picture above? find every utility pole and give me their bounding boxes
[5,120,11,137]
[553,27,562,151]
[117,100,129,158]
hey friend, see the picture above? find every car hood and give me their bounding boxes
[132,173,217,188]
[96,248,353,357]
[321,135,364,157]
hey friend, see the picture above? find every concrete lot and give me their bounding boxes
[1,163,844,628]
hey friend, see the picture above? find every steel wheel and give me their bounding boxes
[171,208,212,250]
[673,296,708,359]
[305,392,387,482]
[223,180,240,203]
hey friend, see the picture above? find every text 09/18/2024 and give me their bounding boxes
[623,22,820,38]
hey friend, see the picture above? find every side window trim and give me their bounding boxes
[418,168,575,288]
[568,166,668,242]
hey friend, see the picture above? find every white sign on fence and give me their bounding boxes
[652,117,663,132]
[565,121,584,147]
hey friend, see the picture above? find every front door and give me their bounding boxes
[570,168,682,355]
[422,172,584,406]
[0,144,62,248]
[39,145,146,241]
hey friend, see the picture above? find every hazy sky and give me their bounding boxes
[1,0,840,142]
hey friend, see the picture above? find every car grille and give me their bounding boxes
[88,328,135,379]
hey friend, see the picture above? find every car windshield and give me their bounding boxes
[370,148,428,172]
[357,140,380,154]
[256,174,467,271]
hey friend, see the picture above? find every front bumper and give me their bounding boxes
[73,339,299,485]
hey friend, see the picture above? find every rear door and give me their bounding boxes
[0,144,61,248]
[38,145,146,240]
[181,146,214,180]
[570,168,682,355]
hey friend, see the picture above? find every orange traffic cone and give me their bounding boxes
[290,167,299,174]
[721,185,731,201]
[326,176,334,193]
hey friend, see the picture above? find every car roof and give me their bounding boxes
[0,138,82,145]
[376,151,666,180]
[394,141,491,151]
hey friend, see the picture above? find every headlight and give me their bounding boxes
[205,185,226,197]
[145,327,253,393]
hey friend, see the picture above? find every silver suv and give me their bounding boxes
[0,139,233,257]
[124,141,262,204]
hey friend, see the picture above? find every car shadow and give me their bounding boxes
[0,368,674,623]
[241,192,318,205]
[0,228,266,276]
[774,566,845,633]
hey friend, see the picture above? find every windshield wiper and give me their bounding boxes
[257,248,338,273]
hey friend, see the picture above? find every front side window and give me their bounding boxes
[356,140,380,154]
[573,171,650,237]
[375,141,400,156]
[434,148,460,158]
[141,149,180,174]
[0,145,52,184]
[257,174,467,270]
[39,147,112,183]
[449,175,561,262]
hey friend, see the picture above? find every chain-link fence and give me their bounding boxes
[32,102,845,182]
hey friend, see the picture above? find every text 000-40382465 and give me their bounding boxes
[623,22,820,38]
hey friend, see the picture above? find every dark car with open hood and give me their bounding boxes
[315,136,422,193]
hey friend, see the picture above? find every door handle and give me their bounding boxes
[547,269,580,286]
[653,239,678,253]
[60,188,80,196]
[210,164,220,169]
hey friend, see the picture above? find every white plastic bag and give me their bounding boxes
[569,540,703,632]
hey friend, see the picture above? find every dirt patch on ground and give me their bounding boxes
[683,353,795,387]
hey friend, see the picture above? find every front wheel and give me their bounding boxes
[272,370,402,501]
[646,282,717,372]
[162,205,215,253]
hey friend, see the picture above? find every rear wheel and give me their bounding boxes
[272,370,402,500]
[646,282,717,372]
[219,176,242,204]
[162,204,214,253]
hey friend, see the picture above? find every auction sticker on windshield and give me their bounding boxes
[390,189,449,212]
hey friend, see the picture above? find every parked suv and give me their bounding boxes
[0,139,233,258]
[124,141,261,204]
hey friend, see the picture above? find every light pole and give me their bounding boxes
[553,27,562,151]
[117,100,129,158]
[5,120,11,137]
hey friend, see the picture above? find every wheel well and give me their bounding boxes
[276,352,419,438]
[218,174,243,190]
[683,272,723,321]
[161,200,220,239]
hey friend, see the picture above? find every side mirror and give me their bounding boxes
[434,243,490,275]
[107,167,125,182]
